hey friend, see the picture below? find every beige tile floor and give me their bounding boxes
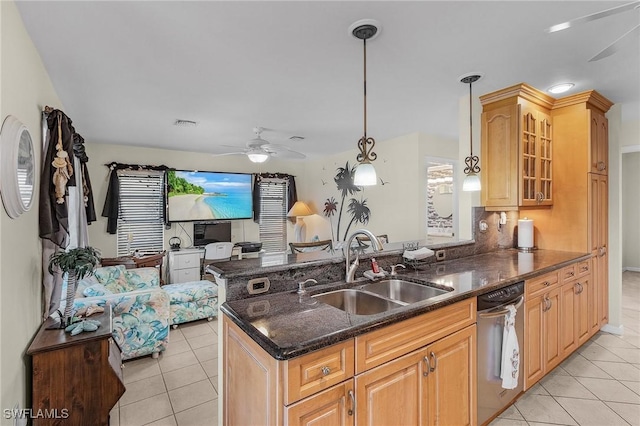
[109,271,640,426]
[491,270,640,426]
[110,319,219,426]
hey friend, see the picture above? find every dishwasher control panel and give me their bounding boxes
[477,281,524,310]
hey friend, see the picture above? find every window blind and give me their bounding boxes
[116,170,165,256]
[258,180,288,252]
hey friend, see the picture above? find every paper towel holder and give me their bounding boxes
[517,217,536,252]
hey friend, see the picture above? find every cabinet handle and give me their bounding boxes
[581,266,589,272]
[578,283,584,294]
[574,282,584,294]
[423,356,430,377]
[536,192,545,204]
[543,281,551,287]
[599,247,607,257]
[321,366,331,376]
[348,390,355,416]
[542,294,551,312]
[597,161,606,171]
[568,271,575,277]
[430,351,438,372]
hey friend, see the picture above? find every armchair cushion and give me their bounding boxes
[124,267,161,291]
[94,265,129,293]
[82,283,113,298]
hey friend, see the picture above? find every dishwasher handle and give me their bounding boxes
[477,296,524,319]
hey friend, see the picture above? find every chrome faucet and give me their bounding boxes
[344,229,384,283]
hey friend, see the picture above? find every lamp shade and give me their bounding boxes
[462,173,481,192]
[354,162,377,186]
[287,201,313,217]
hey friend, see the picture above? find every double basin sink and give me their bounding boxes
[312,279,453,316]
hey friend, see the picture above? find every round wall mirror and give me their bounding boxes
[1,115,36,218]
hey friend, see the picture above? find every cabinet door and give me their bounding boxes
[590,110,608,174]
[560,282,578,359]
[576,278,592,345]
[286,381,355,426]
[524,297,544,389]
[520,107,539,206]
[544,288,561,372]
[589,174,608,327]
[425,325,476,426]
[481,104,519,208]
[537,111,553,206]
[355,349,426,426]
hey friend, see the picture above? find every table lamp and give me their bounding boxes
[287,201,313,242]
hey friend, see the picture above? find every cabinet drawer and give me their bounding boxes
[526,271,559,297]
[174,268,200,283]
[355,298,476,374]
[577,259,591,278]
[561,264,577,283]
[175,253,201,269]
[285,339,354,405]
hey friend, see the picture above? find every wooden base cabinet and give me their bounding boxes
[560,260,594,360]
[355,325,476,426]
[524,271,561,390]
[223,298,477,426]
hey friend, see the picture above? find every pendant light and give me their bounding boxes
[460,74,482,192]
[351,20,380,187]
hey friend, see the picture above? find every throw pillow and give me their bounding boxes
[95,265,129,293]
[75,275,101,299]
[83,284,114,298]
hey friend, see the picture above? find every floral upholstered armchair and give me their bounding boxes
[73,265,170,359]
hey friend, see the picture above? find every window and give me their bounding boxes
[116,170,165,256]
[258,179,288,252]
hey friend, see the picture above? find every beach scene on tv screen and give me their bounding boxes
[168,171,253,221]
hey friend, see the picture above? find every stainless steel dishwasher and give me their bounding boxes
[477,281,525,425]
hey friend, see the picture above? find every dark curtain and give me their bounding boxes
[39,110,97,247]
[252,173,298,224]
[101,163,171,234]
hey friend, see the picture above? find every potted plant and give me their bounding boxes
[48,246,100,327]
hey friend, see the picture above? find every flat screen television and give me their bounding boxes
[167,170,253,222]
[193,221,232,246]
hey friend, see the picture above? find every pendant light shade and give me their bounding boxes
[461,74,482,192]
[350,20,381,187]
[247,150,269,163]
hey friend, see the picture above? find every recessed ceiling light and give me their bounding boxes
[174,119,198,127]
[548,83,575,94]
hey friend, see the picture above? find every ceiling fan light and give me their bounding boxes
[247,151,269,163]
[353,162,377,186]
[548,83,575,94]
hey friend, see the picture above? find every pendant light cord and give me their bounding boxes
[363,38,367,139]
[469,80,473,156]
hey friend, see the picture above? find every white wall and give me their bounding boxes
[622,152,640,270]
[0,1,63,421]
[86,142,306,257]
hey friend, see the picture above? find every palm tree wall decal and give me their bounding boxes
[323,161,373,242]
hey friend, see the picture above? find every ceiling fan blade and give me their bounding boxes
[267,145,306,159]
[211,151,246,157]
[547,1,640,33]
[589,23,640,61]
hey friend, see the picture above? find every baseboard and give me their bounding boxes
[623,267,640,272]
[600,323,624,335]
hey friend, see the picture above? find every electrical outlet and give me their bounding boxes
[435,250,446,261]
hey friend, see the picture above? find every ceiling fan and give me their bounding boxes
[546,1,640,62]
[216,127,306,163]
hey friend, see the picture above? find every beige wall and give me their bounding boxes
[299,132,458,243]
[622,152,640,270]
[0,1,63,420]
[86,142,306,257]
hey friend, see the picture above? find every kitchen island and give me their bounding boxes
[219,248,594,426]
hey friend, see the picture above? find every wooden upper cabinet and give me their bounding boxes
[590,109,609,174]
[480,83,555,210]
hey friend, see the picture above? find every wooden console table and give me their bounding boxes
[27,308,125,425]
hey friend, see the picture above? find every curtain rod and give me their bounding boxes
[104,162,173,171]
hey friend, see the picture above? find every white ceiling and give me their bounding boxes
[16,1,640,159]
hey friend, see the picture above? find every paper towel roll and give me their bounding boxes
[518,219,534,249]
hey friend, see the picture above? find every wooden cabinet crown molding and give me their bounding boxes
[552,90,613,113]
[479,82,556,110]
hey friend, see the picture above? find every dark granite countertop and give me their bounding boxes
[207,240,472,279]
[220,249,590,361]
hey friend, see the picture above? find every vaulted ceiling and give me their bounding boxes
[16,1,640,159]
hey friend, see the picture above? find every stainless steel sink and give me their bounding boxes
[359,279,452,304]
[312,289,403,315]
